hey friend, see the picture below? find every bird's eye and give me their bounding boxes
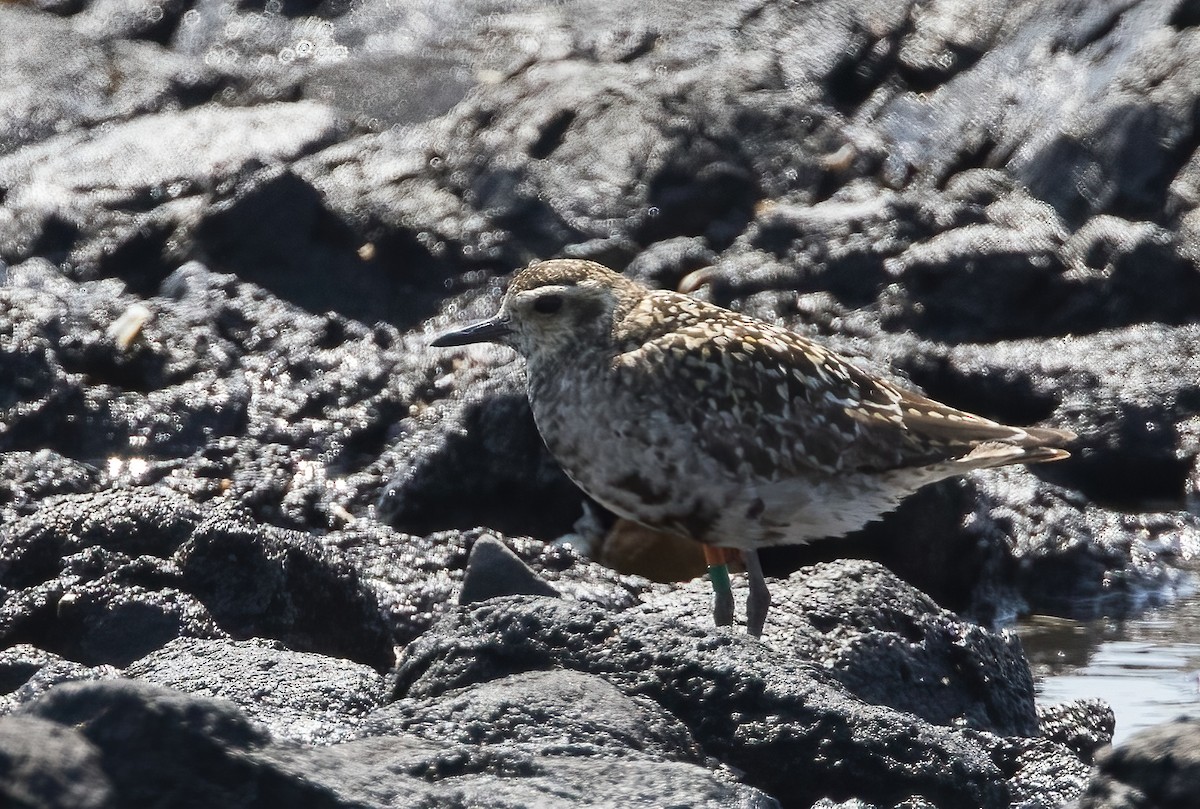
[532,293,563,314]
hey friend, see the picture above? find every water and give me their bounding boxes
[1017,580,1200,745]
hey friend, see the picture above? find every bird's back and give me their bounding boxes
[612,289,1071,476]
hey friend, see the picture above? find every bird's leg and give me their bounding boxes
[742,549,770,637]
[702,545,736,627]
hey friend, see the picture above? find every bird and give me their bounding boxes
[431,258,1075,636]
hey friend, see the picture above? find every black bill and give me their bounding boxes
[430,316,512,347]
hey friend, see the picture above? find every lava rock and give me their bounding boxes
[359,668,704,762]
[0,714,111,809]
[392,593,1008,809]
[457,534,561,604]
[175,505,397,672]
[1038,699,1116,765]
[0,646,119,716]
[124,637,387,744]
[639,559,1038,737]
[1074,716,1200,809]
[17,678,774,808]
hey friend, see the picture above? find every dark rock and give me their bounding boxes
[190,165,448,327]
[639,559,1037,737]
[376,356,586,540]
[318,524,651,648]
[427,40,818,264]
[177,506,646,667]
[302,52,478,127]
[0,555,225,669]
[0,715,112,809]
[0,451,100,520]
[27,0,87,15]
[1075,716,1200,809]
[1038,699,1116,764]
[910,324,1200,505]
[359,668,704,762]
[392,593,1008,809]
[22,679,285,807]
[18,679,774,808]
[0,275,86,457]
[0,470,649,676]
[1,0,1193,635]
[0,488,224,666]
[0,488,202,589]
[0,102,346,286]
[175,505,396,671]
[0,645,61,697]
[811,796,940,801]
[53,575,226,668]
[982,734,1092,809]
[0,646,119,716]
[865,0,1200,224]
[624,236,720,291]
[269,736,778,808]
[125,637,387,744]
[458,534,561,604]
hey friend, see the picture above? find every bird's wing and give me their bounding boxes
[612,312,1065,478]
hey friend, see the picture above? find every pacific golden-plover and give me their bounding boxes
[433,259,1074,636]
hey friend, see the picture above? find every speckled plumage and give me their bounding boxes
[433,259,1075,632]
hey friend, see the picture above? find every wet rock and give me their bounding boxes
[359,668,704,763]
[0,101,346,289]
[983,734,1092,809]
[0,451,100,520]
[864,0,1200,224]
[0,646,119,716]
[125,637,387,744]
[1074,716,1200,809]
[72,0,192,43]
[18,678,774,808]
[640,560,1037,738]
[1038,699,1116,765]
[933,325,1200,516]
[966,468,1200,618]
[175,505,397,671]
[392,593,1008,809]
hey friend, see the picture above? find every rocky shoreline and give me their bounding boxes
[3,0,1200,806]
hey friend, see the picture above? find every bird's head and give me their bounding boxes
[432,259,640,360]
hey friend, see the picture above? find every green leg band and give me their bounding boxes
[708,563,731,593]
[709,563,734,627]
